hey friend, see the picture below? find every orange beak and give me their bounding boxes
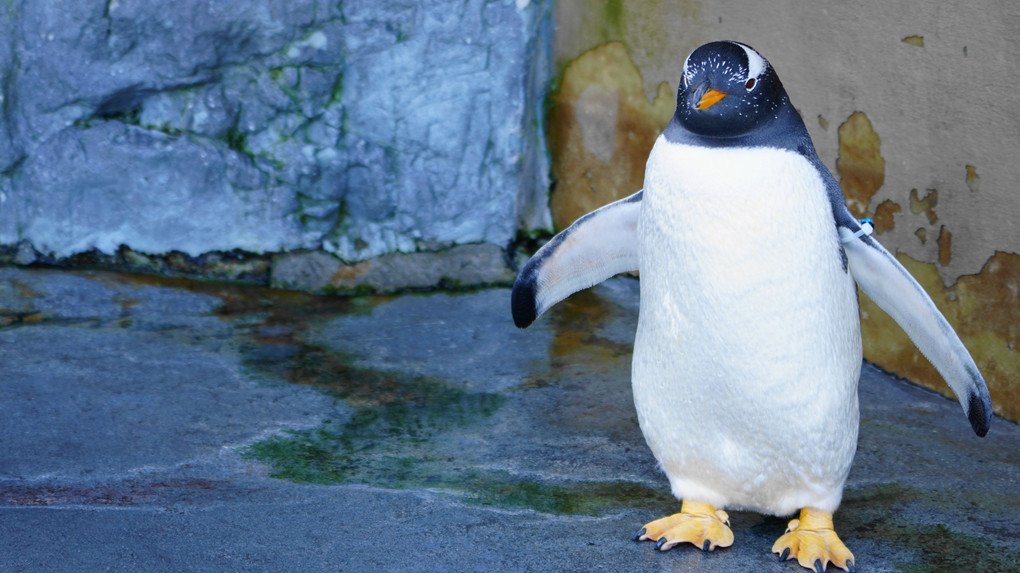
[696,88,728,110]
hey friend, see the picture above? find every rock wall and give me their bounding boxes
[550,1,1020,421]
[0,0,552,289]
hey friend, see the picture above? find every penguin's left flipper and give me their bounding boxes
[840,221,993,437]
[511,191,642,328]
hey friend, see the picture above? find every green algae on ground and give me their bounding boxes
[885,519,1020,566]
[242,341,507,475]
[463,473,675,516]
[243,429,346,485]
[840,482,1020,572]
[884,521,1020,573]
[244,418,673,516]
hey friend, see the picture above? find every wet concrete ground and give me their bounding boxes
[1,266,1017,572]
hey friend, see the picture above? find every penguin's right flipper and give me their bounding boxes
[511,191,642,328]
[839,222,992,437]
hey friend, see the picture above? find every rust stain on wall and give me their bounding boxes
[547,42,674,230]
[837,111,885,219]
[872,199,901,234]
[909,188,939,224]
[937,226,952,266]
[860,251,1020,422]
[915,227,927,245]
[966,165,980,193]
[901,35,925,47]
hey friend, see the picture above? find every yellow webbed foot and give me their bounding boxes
[772,508,855,573]
[634,500,734,552]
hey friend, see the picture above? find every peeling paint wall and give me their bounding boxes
[550,1,1020,421]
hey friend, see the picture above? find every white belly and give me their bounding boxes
[633,138,861,515]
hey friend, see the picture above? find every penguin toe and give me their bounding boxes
[634,500,734,552]
[771,508,855,572]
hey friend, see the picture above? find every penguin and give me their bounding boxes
[511,41,992,573]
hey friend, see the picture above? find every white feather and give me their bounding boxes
[732,42,767,79]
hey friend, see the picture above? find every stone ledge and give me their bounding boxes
[271,243,516,295]
[0,242,516,296]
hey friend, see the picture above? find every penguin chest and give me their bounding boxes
[632,139,861,511]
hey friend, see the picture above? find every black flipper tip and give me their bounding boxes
[814,558,825,573]
[702,539,711,552]
[847,561,856,573]
[967,390,991,437]
[655,537,668,551]
[779,547,790,562]
[632,528,646,542]
[510,274,538,329]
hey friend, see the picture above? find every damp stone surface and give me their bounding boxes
[1,266,1018,572]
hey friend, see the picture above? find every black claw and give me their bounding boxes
[702,539,711,552]
[847,561,856,573]
[655,537,668,551]
[779,547,790,562]
[814,558,825,573]
[632,528,647,542]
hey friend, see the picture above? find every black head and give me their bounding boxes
[674,41,790,139]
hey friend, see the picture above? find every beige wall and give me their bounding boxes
[549,1,1020,421]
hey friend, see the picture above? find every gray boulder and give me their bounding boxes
[0,0,551,286]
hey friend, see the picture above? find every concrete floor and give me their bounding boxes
[1,266,1017,572]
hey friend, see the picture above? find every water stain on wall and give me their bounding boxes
[872,199,901,234]
[837,111,885,219]
[547,42,673,230]
[966,165,980,193]
[937,226,952,266]
[909,188,939,224]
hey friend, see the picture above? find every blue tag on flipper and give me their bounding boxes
[841,218,874,243]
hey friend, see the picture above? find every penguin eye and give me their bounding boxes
[745,78,757,91]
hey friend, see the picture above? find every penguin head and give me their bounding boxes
[675,41,788,138]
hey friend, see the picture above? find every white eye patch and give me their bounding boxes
[732,42,767,79]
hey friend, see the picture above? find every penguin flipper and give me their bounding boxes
[840,225,992,437]
[511,191,642,328]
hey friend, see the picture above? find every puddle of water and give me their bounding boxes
[518,287,634,392]
[30,272,665,517]
[230,282,665,516]
[90,270,372,320]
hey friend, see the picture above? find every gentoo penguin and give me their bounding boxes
[511,41,992,573]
